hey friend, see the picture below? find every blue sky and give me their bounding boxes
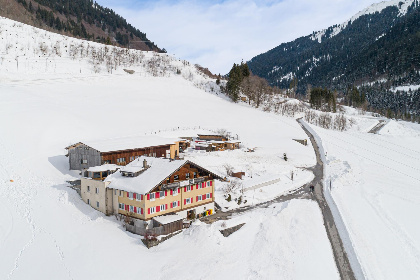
[94,0,382,74]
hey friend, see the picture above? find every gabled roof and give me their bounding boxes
[105,156,223,194]
[65,136,181,153]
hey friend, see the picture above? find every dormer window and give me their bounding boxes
[186,173,190,179]
[174,175,179,181]
[194,172,197,178]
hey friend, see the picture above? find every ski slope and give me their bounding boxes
[0,17,340,279]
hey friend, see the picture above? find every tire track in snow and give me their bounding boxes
[361,187,420,276]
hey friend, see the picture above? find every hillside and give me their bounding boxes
[0,0,161,51]
[0,16,343,280]
[2,14,420,280]
[247,0,420,118]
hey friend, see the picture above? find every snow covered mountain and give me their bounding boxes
[248,0,420,117]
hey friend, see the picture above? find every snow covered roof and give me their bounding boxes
[87,164,120,172]
[106,156,186,193]
[67,135,181,153]
[105,156,222,194]
[153,214,183,225]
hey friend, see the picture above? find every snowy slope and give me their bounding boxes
[0,17,339,280]
[310,119,420,279]
[0,16,219,95]
[311,0,416,43]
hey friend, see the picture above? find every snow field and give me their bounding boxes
[309,119,420,280]
[0,19,331,278]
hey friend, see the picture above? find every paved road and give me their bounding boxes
[298,118,356,280]
[202,119,358,280]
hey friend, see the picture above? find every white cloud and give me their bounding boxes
[95,0,382,74]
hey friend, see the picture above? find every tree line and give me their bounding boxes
[15,0,161,51]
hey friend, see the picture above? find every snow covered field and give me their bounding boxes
[0,17,341,280]
[310,119,420,279]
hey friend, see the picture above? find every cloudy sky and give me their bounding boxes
[95,0,382,74]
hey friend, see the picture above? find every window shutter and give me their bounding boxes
[210,181,213,186]
[170,189,173,195]
[210,193,213,198]
[196,184,198,190]
[184,187,186,192]
[165,190,168,196]
[184,199,186,205]
[141,194,144,200]
[191,197,193,203]
[156,192,160,199]
[133,193,136,199]
[203,194,205,200]
[147,194,150,200]
[126,192,129,198]
[134,207,137,213]
[125,205,128,211]
[156,205,160,212]
[178,201,180,207]
[166,204,168,210]
[170,202,173,209]
[196,195,198,201]
[148,208,150,214]
[141,208,144,215]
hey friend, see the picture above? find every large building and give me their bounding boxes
[65,136,183,170]
[80,156,223,221]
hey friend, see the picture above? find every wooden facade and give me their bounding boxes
[102,145,172,166]
[198,134,228,141]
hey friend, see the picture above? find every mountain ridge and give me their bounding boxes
[247,0,420,117]
[0,0,162,52]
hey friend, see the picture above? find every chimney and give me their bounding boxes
[143,159,148,169]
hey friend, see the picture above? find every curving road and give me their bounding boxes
[202,118,358,280]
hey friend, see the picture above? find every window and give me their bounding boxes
[136,193,142,201]
[81,159,88,164]
[166,178,170,184]
[149,193,155,201]
[104,160,110,164]
[129,205,134,213]
[196,195,202,202]
[207,181,211,187]
[95,187,99,194]
[193,172,197,178]
[206,193,211,199]
[119,190,122,197]
[185,198,191,205]
[87,186,90,192]
[149,207,155,214]
[119,203,123,210]
[135,156,139,159]
[96,201,99,208]
[128,192,133,200]
[117,158,126,163]
[171,201,178,208]
[159,191,165,199]
[174,175,179,181]
[186,173,190,179]
[87,199,90,205]
[185,185,192,192]
[173,188,179,196]
[160,204,167,211]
